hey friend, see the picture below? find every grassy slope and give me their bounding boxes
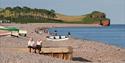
[55,13,85,22]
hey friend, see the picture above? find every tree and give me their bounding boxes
[23,6,30,13]
[13,6,22,17]
[91,11,106,18]
[0,6,58,23]
[4,7,12,17]
[5,7,12,11]
[82,11,108,24]
[50,9,56,18]
[22,6,32,18]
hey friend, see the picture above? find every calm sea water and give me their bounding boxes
[48,24,125,48]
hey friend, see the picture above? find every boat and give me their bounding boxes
[0,26,27,37]
[0,30,11,36]
[46,35,69,41]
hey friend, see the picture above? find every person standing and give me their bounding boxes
[54,30,57,36]
[36,39,43,54]
[28,38,36,53]
[68,32,71,37]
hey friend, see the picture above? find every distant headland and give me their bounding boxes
[0,6,110,26]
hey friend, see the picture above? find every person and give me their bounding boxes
[68,32,71,37]
[36,39,43,54]
[54,30,57,36]
[28,38,36,53]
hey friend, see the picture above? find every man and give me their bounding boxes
[36,39,43,54]
[28,38,36,53]
[68,32,71,37]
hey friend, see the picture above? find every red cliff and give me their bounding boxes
[101,20,110,26]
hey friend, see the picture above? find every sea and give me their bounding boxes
[48,24,125,48]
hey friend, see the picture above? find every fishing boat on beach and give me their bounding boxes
[46,35,69,41]
[0,26,27,37]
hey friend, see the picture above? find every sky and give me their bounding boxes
[0,0,125,24]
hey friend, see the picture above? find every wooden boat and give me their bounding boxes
[0,26,27,37]
[46,36,69,41]
[0,30,11,36]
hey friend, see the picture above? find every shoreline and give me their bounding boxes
[71,37,125,49]
[0,36,125,63]
[0,23,125,63]
[1,23,101,27]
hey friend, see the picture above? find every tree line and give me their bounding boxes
[0,7,110,24]
[0,6,57,23]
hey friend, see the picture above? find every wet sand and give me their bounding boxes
[0,23,125,63]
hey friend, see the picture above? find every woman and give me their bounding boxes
[28,38,36,53]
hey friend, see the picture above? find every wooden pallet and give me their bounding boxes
[1,47,73,60]
[41,47,73,60]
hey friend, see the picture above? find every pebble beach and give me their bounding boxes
[0,23,125,63]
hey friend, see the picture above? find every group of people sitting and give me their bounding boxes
[28,38,43,54]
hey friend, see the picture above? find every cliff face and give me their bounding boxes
[101,20,110,26]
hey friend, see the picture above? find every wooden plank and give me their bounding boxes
[41,47,73,53]
[1,48,73,60]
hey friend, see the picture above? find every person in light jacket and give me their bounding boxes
[28,38,36,53]
[36,39,43,54]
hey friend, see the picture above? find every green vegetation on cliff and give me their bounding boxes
[0,6,60,23]
[82,11,110,24]
[0,6,110,24]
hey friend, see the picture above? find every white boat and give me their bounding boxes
[46,36,69,41]
[0,26,27,37]
[0,30,11,36]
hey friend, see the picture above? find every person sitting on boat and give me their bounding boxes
[36,39,43,54]
[28,38,36,53]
